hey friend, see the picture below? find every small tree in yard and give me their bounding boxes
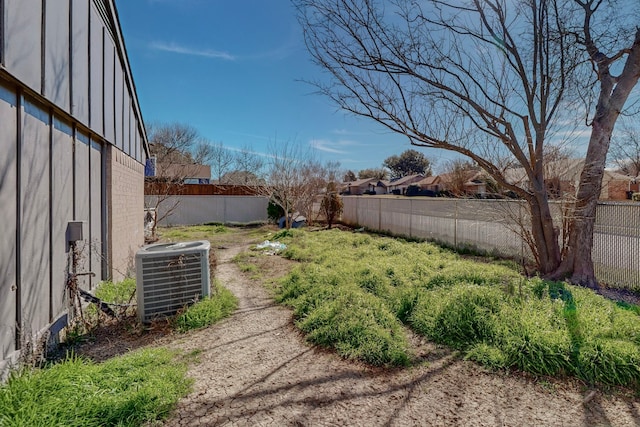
[321,182,343,229]
[258,141,339,229]
[296,0,640,287]
[146,123,215,239]
[440,159,479,197]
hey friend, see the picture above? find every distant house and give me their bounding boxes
[368,180,390,195]
[504,159,639,200]
[416,175,443,192]
[600,171,639,200]
[156,164,211,184]
[341,178,376,195]
[387,174,425,195]
[435,170,488,197]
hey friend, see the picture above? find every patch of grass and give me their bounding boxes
[94,277,137,305]
[159,224,229,241]
[0,348,192,426]
[174,281,238,332]
[81,278,137,326]
[273,229,640,388]
[233,251,263,278]
[278,265,410,366]
[616,300,640,316]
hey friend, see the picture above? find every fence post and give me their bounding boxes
[223,196,227,224]
[409,199,413,238]
[454,200,458,249]
[520,202,525,265]
[379,198,382,231]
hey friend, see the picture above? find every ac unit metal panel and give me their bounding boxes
[135,240,211,323]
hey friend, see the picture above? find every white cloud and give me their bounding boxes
[309,139,358,154]
[150,41,236,61]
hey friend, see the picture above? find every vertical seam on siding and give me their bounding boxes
[68,0,73,116]
[0,0,5,65]
[15,90,22,351]
[48,109,53,322]
[41,0,46,95]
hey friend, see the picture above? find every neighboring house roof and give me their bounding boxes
[416,176,441,187]
[344,178,376,188]
[504,159,585,187]
[438,170,484,185]
[604,170,637,182]
[159,164,211,180]
[388,174,425,187]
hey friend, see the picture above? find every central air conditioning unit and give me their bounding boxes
[135,240,211,323]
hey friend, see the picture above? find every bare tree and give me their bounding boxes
[551,1,640,285]
[296,0,640,286]
[257,142,338,229]
[298,160,342,225]
[440,159,478,197]
[231,145,265,185]
[145,122,214,239]
[609,122,640,177]
[209,141,235,183]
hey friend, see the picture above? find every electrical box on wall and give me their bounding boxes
[67,221,85,242]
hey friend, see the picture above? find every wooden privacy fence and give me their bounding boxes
[341,196,640,290]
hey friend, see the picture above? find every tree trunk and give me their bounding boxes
[552,28,640,287]
[551,121,614,287]
[528,188,561,274]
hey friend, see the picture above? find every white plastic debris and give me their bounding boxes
[256,240,287,254]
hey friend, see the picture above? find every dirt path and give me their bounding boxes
[161,242,640,426]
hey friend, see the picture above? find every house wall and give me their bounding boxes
[606,180,637,201]
[0,0,148,375]
[109,148,145,281]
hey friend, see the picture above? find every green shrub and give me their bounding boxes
[267,201,285,223]
[577,339,640,386]
[498,301,572,376]
[431,285,503,349]
[297,291,410,366]
[465,343,508,369]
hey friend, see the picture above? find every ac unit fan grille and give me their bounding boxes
[136,241,211,323]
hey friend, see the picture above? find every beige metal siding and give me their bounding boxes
[0,83,18,361]
[71,0,90,125]
[51,119,74,318]
[20,98,51,337]
[4,0,42,90]
[44,1,71,111]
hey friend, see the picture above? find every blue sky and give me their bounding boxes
[114,0,452,173]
